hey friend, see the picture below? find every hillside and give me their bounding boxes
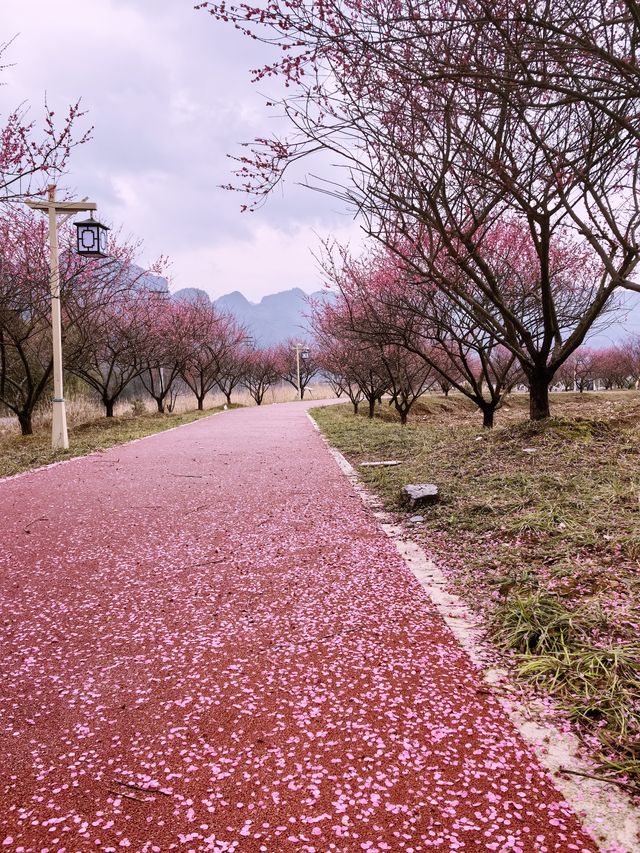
[130,264,169,293]
[172,286,333,346]
[168,283,640,349]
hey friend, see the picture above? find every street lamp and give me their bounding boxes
[26,184,107,450]
[294,343,310,400]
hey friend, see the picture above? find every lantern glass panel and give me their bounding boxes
[81,228,97,251]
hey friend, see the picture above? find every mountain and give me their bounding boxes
[216,287,329,345]
[130,264,169,294]
[214,291,257,329]
[169,286,333,346]
[172,286,210,304]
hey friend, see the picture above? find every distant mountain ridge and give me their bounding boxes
[131,265,169,293]
[168,283,640,350]
[172,286,332,346]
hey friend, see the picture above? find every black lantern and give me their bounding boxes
[301,349,310,360]
[75,215,110,258]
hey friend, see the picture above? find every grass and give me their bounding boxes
[0,404,225,479]
[312,391,640,783]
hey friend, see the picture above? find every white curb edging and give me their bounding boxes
[307,411,640,853]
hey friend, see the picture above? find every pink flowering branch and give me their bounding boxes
[0,42,92,202]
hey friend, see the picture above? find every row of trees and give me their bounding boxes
[2,190,635,436]
[0,205,321,435]
[202,0,640,422]
[0,207,162,434]
[313,306,640,425]
[310,257,640,426]
[306,247,640,427]
[311,246,525,427]
[2,204,635,435]
[555,344,640,393]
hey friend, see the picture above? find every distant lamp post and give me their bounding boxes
[75,214,110,258]
[295,343,310,400]
[26,185,106,451]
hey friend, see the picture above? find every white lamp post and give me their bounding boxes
[26,184,108,450]
[294,343,310,400]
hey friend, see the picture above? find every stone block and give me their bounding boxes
[402,483,439,509]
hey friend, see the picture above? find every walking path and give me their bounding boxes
[1,403,600,852]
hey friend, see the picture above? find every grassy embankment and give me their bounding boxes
[312,392,640,786]
[0,403,226,479]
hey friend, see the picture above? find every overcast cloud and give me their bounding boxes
[0,0,361,300]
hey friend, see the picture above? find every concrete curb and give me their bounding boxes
[307,410,640,853]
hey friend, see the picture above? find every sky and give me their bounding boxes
[0,0,362,301]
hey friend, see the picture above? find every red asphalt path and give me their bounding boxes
[1,403,598,853]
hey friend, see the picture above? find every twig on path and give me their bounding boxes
[23,515,48,533]
[558,766,640,794]
[112,778,172,797]
[108,788,151,803]
[171,473,205,478]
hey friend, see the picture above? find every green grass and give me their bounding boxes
[0,407,225,479]
[312,391,640,781]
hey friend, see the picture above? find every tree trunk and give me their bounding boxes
[482,407,495,429]
[105,399,114,418]
[529,374,551,420]
[368,397,376,418]
[353,401,359,414]
[395,401,409,425]
[155,397,165,413]
[301,387,305,400]
[18,411,33,436]
[197,395,204,411]
[225,392,232,406]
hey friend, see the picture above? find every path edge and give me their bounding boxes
[307,410,640,853]
[0,410,224,486]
